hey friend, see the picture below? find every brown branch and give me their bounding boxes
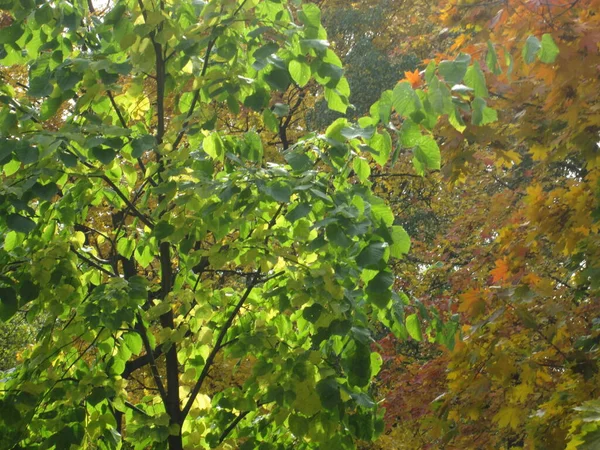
[218,411,250,444]
[135,314,168,403]
[171,38,217,153]
[181,275,259,420]
[71,248,117,277]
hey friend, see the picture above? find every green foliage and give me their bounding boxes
[0,0,505,448]
[0,0,410,448]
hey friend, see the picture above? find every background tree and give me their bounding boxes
[370,1,600,448]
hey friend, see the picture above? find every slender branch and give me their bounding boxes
[136,0,148,21]
[171,38,217,152]
[107,90,128,129]
[100,175,155,229]
[218,411,250,444]
[123,328,193,378]
[113,175,155,240]
[125,401,152,418]
[72,248,117,277]
[370,172,423,179]
[135,314,168,403]
[181,275,259,420]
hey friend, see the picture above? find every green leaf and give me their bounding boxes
[263,108,278,132]
[91,147,117,165]
[357,242,388,268]
[370,198,394,227]
[285,150,313,172]
[351,392,376,408]
[341,125,374,140]
[366,271,394,294]
[123,332,143,355]
[299,3,321,28]
[324,86,348,113]
[253,42,279,61]
[471,97,498,125]
[369,130,392,166]
[377,89,393,124]
[286,203,312,222]
[0,287,18,321]
[6,214,36,233]
[539,33,559,63]
[463,62,488,98]
[427,76,453,116]
[486,41,502,75]
[243,131,263,162]
[264,68,290,91]
[438,53,470,84]
[134,244,154,269]
[412,135,440,175]
[14,141,39,164]
[326,223,352,247]
[131,135,156,158]
[267,182,292,202]
[116,238,136,259]
[203,132,225,161]
[154,220,175,240]
[392,82,420,117]
[0,23,24,45]
[390,226,410,258]
[316,378,341,410]
[325,117,348,142]
[19,280,39,303]
[399,119,421,147]
[346,342,371,387]
[300,39,330,53]
[353,157,370,183]
[302,303,324,323]
[289,60,311,87]
[523,35,541,64]
[272,103,290,118]
[406,314,423,341]
[35,4,54,25]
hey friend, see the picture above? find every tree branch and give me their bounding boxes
[135,314,168,404]
[171,37,217,153]
[181,275,259,420]
[218,411,250,444]
[71,248,117,277]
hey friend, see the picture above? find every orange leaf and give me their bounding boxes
[490,259,510,283]
[403,69,422,89]
[458,288,486,317]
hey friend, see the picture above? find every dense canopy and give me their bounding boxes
[0,0,599,449]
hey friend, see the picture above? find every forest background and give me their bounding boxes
[0,0,600,449]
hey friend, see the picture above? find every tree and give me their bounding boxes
[0,0,527,447]
[370,0,600,448]
[0,0,411,448]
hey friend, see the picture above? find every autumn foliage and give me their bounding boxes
[369,0,600,448]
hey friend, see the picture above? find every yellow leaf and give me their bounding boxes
[536,369,553,385]
[510,383,534,403]
[493,407,522,429]
[529,143,548,161]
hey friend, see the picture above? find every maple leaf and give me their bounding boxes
[450,33,469,51]
[510,383,534,403]
[529,143,548,161]
[458,288,486,317]
[490,259,510,283]
[494,407,522,430]
[403,69,422,89]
